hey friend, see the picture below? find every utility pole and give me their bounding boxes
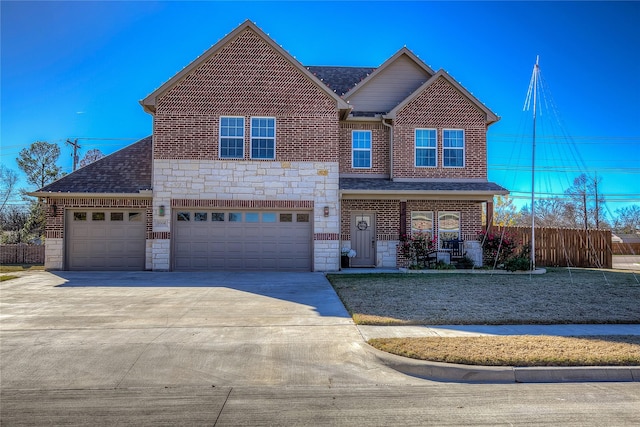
[594,172,600,229]
[66,139,81,171]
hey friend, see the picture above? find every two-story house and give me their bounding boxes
[33,20,508,271]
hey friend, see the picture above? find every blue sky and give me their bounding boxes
[2,1,639,218]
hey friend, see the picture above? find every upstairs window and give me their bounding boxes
[251,117,276,159]
[415,129,437,167]
[352,130,372,169]
[443,129,465,167]
[219,116,245,159]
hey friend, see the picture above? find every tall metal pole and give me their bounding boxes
[530,56,539,271]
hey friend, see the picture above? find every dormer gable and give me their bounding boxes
[386,69,500,126]
[343,47,435,114]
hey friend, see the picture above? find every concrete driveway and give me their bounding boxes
[0,271,418,390]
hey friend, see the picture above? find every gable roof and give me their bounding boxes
[342,47,436,101]
[140,20,350,114]
[31,136,152,196]
[385,69,500,125]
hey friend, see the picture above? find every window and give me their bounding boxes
[92,212,105,221]
[245,212,259,222]
[110,212,124,221]
[411,211,433,238]
[229,212,242,222]
[73,212,87,221]
[443,129,465,167]
[438,212,460,246]
[177,212,190,222]
[296,213,310,223]
[415,129,437,167]
[262,213,277,223]
[251,117,275,159]
[194,212,207,222]
[280,213,293,222]
[352,130,371,168]
[129,212,142,221]
[220,116,245,158]
[211,213,225,222]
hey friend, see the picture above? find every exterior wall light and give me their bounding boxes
[159,205,165,217]
[323,206,330,217]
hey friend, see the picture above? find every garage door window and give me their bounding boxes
[229,212,242,222]
[92,212,105,221]
[280,213,292,222]
[177,212,190,221]
[262,213,276,222]
[211,213,225,221]
[245,212,259,222]
[297,213,310,222]
[111,212,124,221]
[195,212,207,221]
[129,212,142,221]
[74,212,87,221]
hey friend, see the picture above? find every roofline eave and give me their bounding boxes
[29,191,153,199]
[340,189,509,201]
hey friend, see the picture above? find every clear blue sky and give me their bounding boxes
[2,1,639,218]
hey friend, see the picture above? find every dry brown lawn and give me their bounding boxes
[328,268,640,366]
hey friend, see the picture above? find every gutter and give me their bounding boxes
[381,116,394,181]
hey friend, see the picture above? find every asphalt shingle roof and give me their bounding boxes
[306,66,376,97]
[340,178,508,193]
[38,136,152,194]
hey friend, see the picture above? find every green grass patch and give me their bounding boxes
[0,265,45,273]
[0,275,19,282]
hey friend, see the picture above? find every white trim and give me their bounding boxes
[442,128,465,168]
[219,116,245,159]
[414,128,437,168]
[250,116,276,160]
[351,130,372,169]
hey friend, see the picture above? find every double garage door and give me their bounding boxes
[173,210,312,271]
[66,209,146,270]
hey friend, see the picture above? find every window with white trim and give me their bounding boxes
[219,116,245,159]
[352,130,372,168]
[415,129,437,167]
[411,211,433,238]
[251,117,276,159]
[438,211,460,246]
[443,129,465,167]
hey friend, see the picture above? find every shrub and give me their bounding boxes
[457,255,475,269]
[478,230,518,267]
[399,232,436,269]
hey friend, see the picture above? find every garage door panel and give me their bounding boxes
[173,210,311,271]
[66,210,145,271]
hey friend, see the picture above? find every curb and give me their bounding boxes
[366,345,640,383]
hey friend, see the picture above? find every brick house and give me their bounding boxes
[33,20,507,271]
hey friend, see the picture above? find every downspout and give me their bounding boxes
[381,116,394,181]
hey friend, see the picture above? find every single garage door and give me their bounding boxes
[173,210,312,271]
[66,210,146,270]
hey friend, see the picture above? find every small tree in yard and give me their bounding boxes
[478,230,519,268]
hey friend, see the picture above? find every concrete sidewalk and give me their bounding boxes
[358,323,640,339]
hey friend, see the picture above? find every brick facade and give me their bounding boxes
[393,76,488,179]
[339,122,390,175]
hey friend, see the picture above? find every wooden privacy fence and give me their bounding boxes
[612,243,640,255]
[485,226,612,269]
[0,244,45,265]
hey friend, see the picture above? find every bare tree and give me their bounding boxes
[79,148,105,168]
[0,165,19,213]
[564,173,607,230]
[614,205,640,233]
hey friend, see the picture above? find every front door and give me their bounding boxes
[351,213,376,267]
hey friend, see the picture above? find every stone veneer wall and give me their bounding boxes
[152,159,340,271]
